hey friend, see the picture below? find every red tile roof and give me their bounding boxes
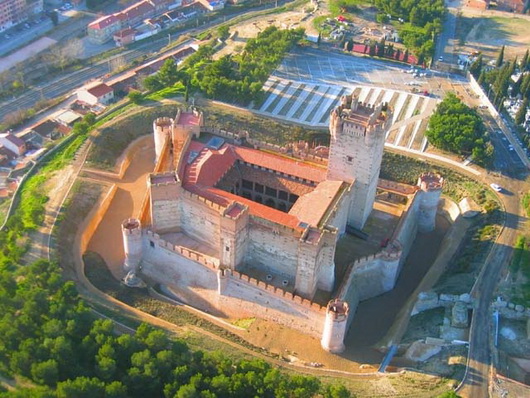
[180,140,330,229]
[186,184,304,231]
[114,27,136,38]
[88,15,121,30]
[121,0,155,20]
[87,83,113,98]
[178,112,201,126]
[2,134,25,147]
[234,146,326,183]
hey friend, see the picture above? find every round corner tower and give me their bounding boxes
[327,95,391,230]
[321,299,349,353]
[153,117,174,163]
[122,218,143,273]
[417,173,444,233]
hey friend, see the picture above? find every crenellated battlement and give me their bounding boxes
[224,268,326,313]
[418,172,444,191]
[145,230,220,269]
[149,172,179,187]
[122,218,141,234]
[181,189,226,212]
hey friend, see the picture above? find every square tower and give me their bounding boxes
[327,95,391,230]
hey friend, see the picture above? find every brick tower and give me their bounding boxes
[327,95,392,230]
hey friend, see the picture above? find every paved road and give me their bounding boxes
[458,172,523,398]
[435,0,462,68]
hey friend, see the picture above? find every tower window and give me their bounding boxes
[346,156,353,162]
[150,241,155,248]
[225,246,230,252]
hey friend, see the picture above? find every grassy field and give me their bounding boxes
[86,102,180,171]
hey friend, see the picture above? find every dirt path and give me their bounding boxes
[22,141,91,265]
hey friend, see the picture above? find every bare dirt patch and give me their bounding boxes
[457,7,530,60]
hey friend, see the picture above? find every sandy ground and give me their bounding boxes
[458,5,530,60]
[85,135,155,279]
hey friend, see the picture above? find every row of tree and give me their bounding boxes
[0,258,352,397]
[374,0,445,60]
[426,93,493,166]
[143,27,305,105]
[470,47,530,126]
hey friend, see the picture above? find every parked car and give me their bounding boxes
[490,183,503,192]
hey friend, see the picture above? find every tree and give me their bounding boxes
[469,54,483,78]
[56,377,105,398]
[31,360,59,386]
[128,90,144,104]
[142,75,163,91]
[345,39,354,52]
[217,25,230,41]
[369,40,376,56]
[426,93,491,165]
[521,49,529,71]
[157,58,180,87]
[82,112,96,126]
[403,49,409,63]
[49,11,58,26]
[496,45,505,68]
[378,37,386,57]
[515,98,528,125]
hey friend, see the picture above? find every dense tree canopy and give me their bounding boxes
[426,93,492,165]
[144,27,304,105]
[0,260,351,397]
[374,0,445,58]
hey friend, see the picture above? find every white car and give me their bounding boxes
[490,183,502,192]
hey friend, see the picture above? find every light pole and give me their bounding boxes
[168,33,171,46]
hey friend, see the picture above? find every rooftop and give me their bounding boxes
[0,133,25,147]
[180,139,336,230]
[177,112,201,126]
[289,180,348,228]
[87,83,113,98]
[88,15,121,30]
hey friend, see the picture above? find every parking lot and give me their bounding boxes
[274,47,467,95]
[254,47,475,152]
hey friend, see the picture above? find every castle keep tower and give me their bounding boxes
[122,218,142,273]
[321,299,349,353]
[417,173,444,233]
[327,95,391,229]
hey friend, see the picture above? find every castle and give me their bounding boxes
[121,95,444,353]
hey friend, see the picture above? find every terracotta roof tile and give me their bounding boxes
[2,134,25,147]
[87,83,113,98]
[88,15,120,30]
[234,146,326,183]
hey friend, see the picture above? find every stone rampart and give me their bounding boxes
[221,269,326,338]
[390,191,420,261]
[438,197,461,222]
[181,189,225,212]
[141,230,326,338]
[411,291,474,315]
[145,230,220,269]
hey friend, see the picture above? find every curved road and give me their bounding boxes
[457,172,524,398]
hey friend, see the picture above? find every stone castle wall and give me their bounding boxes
[140,232,326,338]
[245,219,299,281]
